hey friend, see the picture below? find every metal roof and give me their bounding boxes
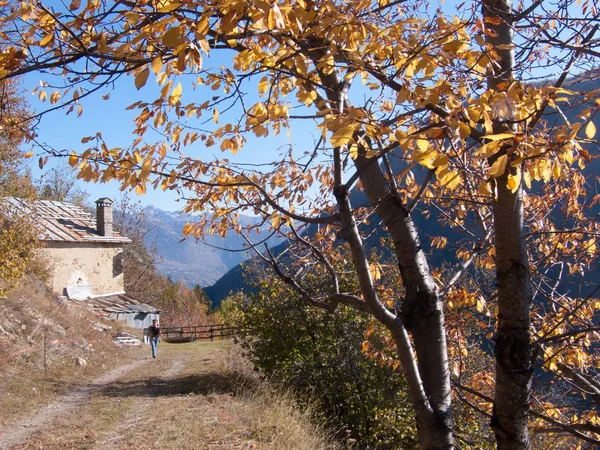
[2,197,131,244]
[82,292,160,314]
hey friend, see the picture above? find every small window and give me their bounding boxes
[113,252,124,277]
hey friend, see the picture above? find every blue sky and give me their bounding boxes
[25,48,323,212]
[22,0,478,212]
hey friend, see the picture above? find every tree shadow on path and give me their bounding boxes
[96,371,259,399]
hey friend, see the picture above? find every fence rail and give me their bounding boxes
[160,323,239,342]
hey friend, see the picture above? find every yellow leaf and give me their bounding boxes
[258,76,269,95]
[213,108,219,123]
[158,2,181,12]
[396,88,409,104]
[124,12,139,25]
[544,358,558,372]
[483,110,493,134]
[176,51,186,72]
[489,154,507,177]
[23,151,34,158]
[68,152,79,167]
[196,16,209,36]
[459,122,471,139]
[476,296,486,313]
[40,33,54,47]
[466,107,481,123]
[553,162,561,180]
[437,169,461,190]
[432,154,448,168]
[271,214,281,228]
[413,148,438,169]
[162,26,181,48]
[151,56,163,75]
[585,238,596,256]
[507,169,521,193]
[220,10,238,34]
[369,263,381,281]
[542,161,552,182]
[198,39,210,54]
[270,3,285,29]
[330,123,358,148]
[169,82,182,105]
[135,68,149,90]
[140,158,152,180]
[416,137,430,152]
[585,120,596,139]
[473,141,501,159]
[49,90,60,105]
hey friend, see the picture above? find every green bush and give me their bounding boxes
[231,277,417,449]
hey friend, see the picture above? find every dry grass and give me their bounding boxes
[7,340,340,449]
[0,275,134,428]
[2,278,339,449]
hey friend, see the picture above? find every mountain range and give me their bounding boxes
[143,206,283,287]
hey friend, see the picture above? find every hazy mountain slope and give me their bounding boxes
[144,207,281,287]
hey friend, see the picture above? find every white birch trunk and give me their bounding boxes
[483,1,535,448]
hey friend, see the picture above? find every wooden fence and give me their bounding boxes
[160,323,239,342]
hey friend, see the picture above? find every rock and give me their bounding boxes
[76,357,87,367]
[113,331,142,346]
[93,322,112,332]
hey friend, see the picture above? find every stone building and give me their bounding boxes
[4,197,159,328]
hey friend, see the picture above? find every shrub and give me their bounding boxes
[231,277,417,448]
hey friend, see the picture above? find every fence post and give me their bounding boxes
[43,327,47,378]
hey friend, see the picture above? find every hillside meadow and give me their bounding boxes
[0,276,340,449]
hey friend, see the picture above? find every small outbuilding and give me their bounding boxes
[4,196,160,328]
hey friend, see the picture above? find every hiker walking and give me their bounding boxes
[148,319,161,358]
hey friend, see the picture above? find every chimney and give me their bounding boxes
[96,198,114,237]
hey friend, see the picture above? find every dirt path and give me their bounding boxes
[0,359,147,450]
[93,358,185,449]
[0,341,266,450]
[0,356,149,450]
[0,340,332,450]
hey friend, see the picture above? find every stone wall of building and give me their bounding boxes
[38,242,124,296]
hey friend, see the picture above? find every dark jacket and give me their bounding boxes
[148,325,161,338]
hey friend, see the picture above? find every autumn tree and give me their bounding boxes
[0,0,599,448]
[35,165,89,207]
[0,71,39,295]
[113,193,161,300]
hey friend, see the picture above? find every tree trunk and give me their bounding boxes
[492,174,534,450]
[352,152,454,449]
[483,1,535,448]
[314,51,453,449]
